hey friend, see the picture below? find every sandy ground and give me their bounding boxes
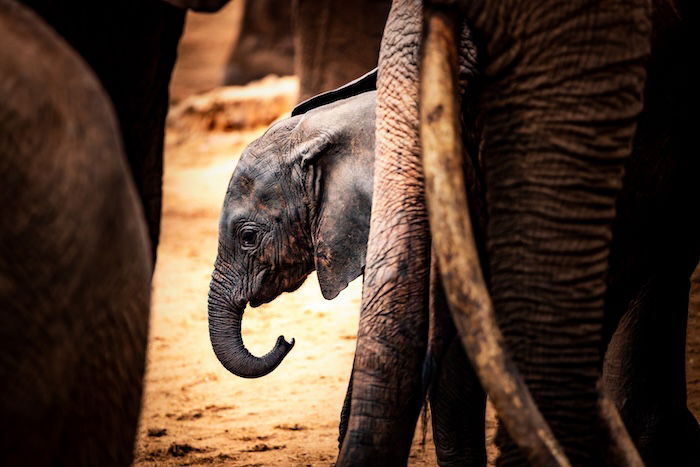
[133,6,699,466]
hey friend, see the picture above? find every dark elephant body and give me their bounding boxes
[337,0,698,466]
[224,0,391,101]
[603,1,700,463]
[0,1,151,465]
[19,0,187,263]
[268,78,700,465]
[292,0,391,100]
[323,80,700,463]
[223,0,295,86]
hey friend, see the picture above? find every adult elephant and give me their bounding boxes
[292,0,391,100]
[223,0,391,101]
[18,0,230,264]
[223,0,295,86]
[0,0,151,465]
[339,0,697,466]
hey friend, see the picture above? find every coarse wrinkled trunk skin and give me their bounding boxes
[603,2,700,465]
[423,6,571,464]
[208,260,294,379]
[456,0,651,464]
[423,6,575,464]
[336,0,430,464]
[19,0,186,265]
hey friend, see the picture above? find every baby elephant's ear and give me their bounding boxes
[289,134,333,168]
[314,200,369,300]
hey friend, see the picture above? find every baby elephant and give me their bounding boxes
[208,87,479,463]
[208,91,375,378]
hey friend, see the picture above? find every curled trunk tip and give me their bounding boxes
[208,290,295,378]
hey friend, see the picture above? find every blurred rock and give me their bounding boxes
[167,75,298,134]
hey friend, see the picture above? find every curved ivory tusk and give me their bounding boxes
[419,5,571,466]
[598,383,645,467]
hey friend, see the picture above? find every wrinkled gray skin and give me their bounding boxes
[208,92,376,378]
[0,1,152,465]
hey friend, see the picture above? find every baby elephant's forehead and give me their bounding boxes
[224,115,302,213]
[225,159,297,219]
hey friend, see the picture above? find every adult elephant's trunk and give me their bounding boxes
[208,268,294,378]
[420,5,570,466]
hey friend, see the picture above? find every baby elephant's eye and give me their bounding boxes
[240,227,259,248]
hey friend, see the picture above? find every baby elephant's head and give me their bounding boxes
[209,91,375,378]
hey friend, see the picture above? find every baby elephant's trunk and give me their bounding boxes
[208,267,294,378]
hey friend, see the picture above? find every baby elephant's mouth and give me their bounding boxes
[284,272,310,294]
[249,297,265,308]
[249,271,310,308]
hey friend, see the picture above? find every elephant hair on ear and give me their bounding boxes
[292,68,377,116]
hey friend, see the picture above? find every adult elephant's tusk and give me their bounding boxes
[598,384,645,467]
[419,5,570,467]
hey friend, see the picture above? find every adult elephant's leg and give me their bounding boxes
[223,0,294,85]
[338,365,353,447]
[426,257,486,466]
[456,0,651,464]
[20,0,186,264]
[291,0,390,101]
[429,341,487,466]
[605,274,700,466]
[603,3,700,464]
[337,0,430,464]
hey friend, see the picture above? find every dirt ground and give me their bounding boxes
[133,6,699,466]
